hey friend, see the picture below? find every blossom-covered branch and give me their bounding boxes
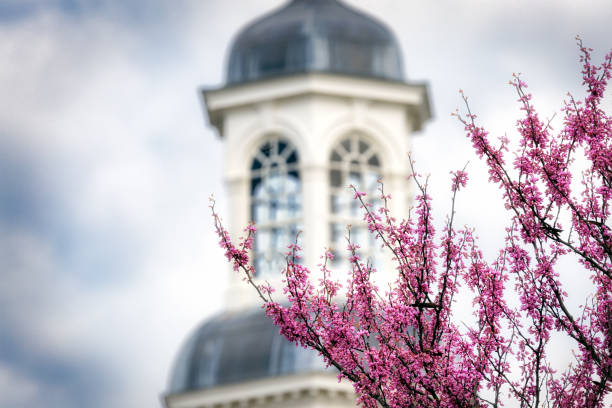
[213,40,611,407]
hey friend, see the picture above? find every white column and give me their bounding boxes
[224,176,256,310]
[301,165,329,278]
[224,176,249,244]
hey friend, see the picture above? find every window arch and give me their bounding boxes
[250,136,301,278]
[329,132,382,269]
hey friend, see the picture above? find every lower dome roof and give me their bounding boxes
[168,307,328,394]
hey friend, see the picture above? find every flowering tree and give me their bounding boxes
[212,40,612,407]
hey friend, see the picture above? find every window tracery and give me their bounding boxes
[250,136,301,277]
[329,133,382,269]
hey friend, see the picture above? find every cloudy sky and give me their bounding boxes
[0,1,610,407]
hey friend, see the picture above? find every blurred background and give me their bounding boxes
[0,1,611,407]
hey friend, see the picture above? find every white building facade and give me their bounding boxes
[164,1,431,407]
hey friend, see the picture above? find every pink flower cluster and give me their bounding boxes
[212,40,612,407]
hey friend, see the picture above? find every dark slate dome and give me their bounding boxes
[168,308,327,393]
[226,0,405,84]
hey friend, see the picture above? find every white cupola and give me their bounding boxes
[204,0,431,310]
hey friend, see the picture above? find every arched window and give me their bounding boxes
[329,133,382,269]
[250,136,301,277]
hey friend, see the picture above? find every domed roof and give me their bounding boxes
[168,308,328,394]
[226,0,405,85]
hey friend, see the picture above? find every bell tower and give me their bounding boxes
[165,1,431,406]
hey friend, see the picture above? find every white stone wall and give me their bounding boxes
[164,372,357,408]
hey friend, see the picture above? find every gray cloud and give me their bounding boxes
[0,3,227,407]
